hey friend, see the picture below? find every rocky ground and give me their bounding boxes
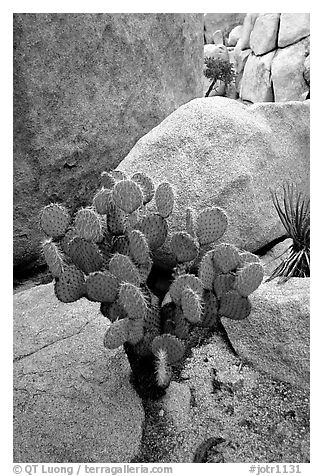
[13,254,310,463]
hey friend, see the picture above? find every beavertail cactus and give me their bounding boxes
[74,207,103,243]
[112,179,143,213]
[42,239,65,278]
[40,168,264,395]
[155,182,175,218]
[40,203,70,238]
[196,206,228,245]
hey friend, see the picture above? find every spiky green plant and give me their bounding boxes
[267,183,310,282]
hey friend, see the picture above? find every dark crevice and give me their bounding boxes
[253,234,289,257]
[277,34,310,50]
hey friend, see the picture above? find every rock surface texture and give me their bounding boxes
[249,13,280,56]
[13,13,203,272]
[13,284,145,462]
[240,51,275,102]
[118,98,310,267]
[237,13,310,103]
[278,13,310,48]
[222,278,310,389]
[272,38,310,102]
[137,333,309,462]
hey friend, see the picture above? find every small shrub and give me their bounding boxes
[267,183,310,282]
[203,57,235,97]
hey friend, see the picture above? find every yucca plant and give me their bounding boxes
[267,182,310,282]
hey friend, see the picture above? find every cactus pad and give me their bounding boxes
[68,236,103,274]
[170,231,199,263]
[181,287,203,324]
[201,290,219,328]
[54,265,85,303]
[155,182,174,218]
[101,172,116,189]
[219,290,251,320]
[169,274,204,305]
[109,253,140,287]
[42,239,64,278]
[103,318,130,349]
[128,229,150,265]
[100,301,127,322]
[131,172,155,204]
[132,330,157,357]
[151,334,185,365]
[198,250,216,290]
[112,179,143,213]
[136,213,168,250]
[212,243,241,273]
[239,251,261,264]
[196,207,228,245]
[74,207,103,243]
[93,188,111,215]
[40,203,70,238]
[213,273,236,298]
[111,235,131,256]
[118,282,147,319]
[137,259,153,284]
[107,201,127,236]
[154,348,172,388]
[235,262,264,296]
[126,210,140,230]
[85,270,119,302]
[127,319,144,345]
[144,304,161,333]
[60,228,78,255]
[173,307,190,340]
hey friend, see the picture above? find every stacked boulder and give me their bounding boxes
[233,13,310,102]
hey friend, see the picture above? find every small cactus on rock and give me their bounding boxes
[39,169,264,397]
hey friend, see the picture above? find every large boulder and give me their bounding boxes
[240,51,275,102]
[233,40,251,93]
[227,25,243,47]
[117,97,309,266]
[272,38,310,102]
[204,43,229,61]
[278,13,310,48]
[240,13,259,50]
[222,278,310,389]
[13,13,203,272]
[249,13,280,56]
[212,30,224,45]
[13,284,144,462]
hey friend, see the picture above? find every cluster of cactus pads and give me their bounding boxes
[40,169,264,391]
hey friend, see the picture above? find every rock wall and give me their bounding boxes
[13,13,203,272]
[235,13,310,103]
